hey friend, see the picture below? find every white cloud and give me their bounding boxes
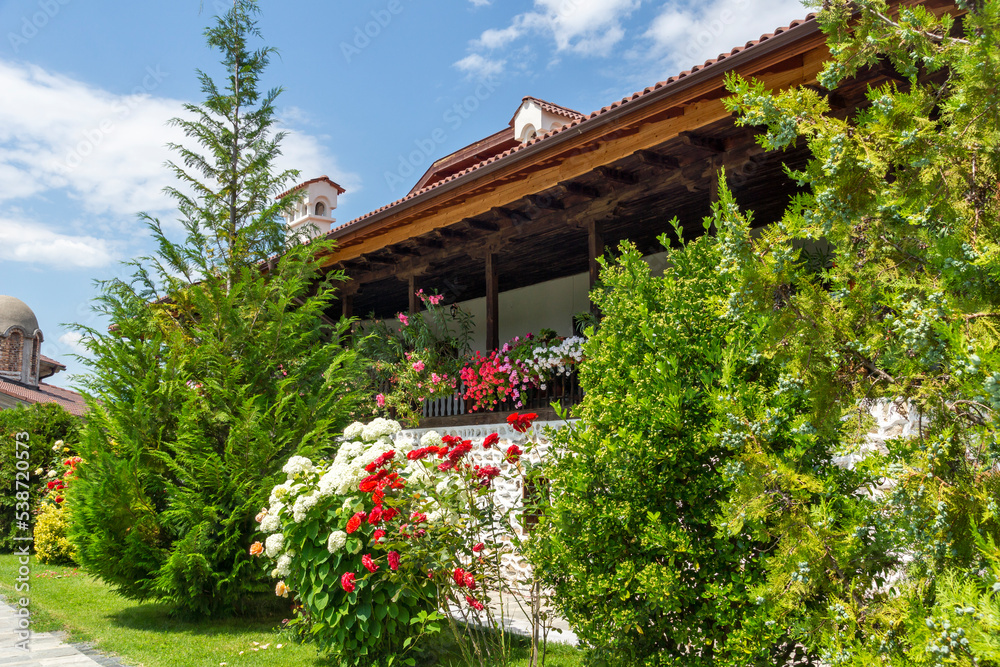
[454,53,507,79]
[470,0,491,6]
[0,217,115,268]
[57,332,90,357]
[643,0,807,73]
[0,59,360,267]
[457,0,640,75]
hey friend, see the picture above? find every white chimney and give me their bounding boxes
[282,176,345,241]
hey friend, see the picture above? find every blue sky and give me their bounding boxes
[0,0,806,386]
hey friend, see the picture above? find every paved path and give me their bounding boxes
[0,600,130,667]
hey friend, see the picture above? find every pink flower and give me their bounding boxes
[388,551,400,571]
[375,393,386,407]
[428,294,443,305]
[397,313,410,326]
[341,572,356,592]
[412,361,425,372]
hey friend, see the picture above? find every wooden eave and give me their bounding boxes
[319,17,827,269]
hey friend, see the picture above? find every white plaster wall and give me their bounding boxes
[452,271,591,353]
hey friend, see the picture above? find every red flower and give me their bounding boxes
[476,465,501,487]
[411,512,427,524]
[507,412,538,433]
[368,507,383,525]
[364,462,377,473]
[505,444,523,463]
[466,595,485,611]
[55,496,64,503]
[346,514,362,534]
[483,432,500,449]
[472,542,485,553]
[438,461,454,472]
[362,554,379,573]
[341,572,356,592]
[46,480,56,490]
[453,567,466,586]
[428,570,434,579]
[447,440,473,464]
[383,507,399,521]
[373,529,386,543]
[372,489,385,506]
[464,573,477,590]
[388,551,400,571]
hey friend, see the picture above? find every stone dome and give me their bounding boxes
[0,295,40,336]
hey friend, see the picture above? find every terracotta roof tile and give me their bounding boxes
[0,378,88,417]
[39,354,66,370]
[322,13,817,238]
[278,175,345,199]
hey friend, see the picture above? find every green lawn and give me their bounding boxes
[0,555,582,667]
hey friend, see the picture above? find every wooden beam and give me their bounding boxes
[490,207,531,227]
[486,252,499,351]
[588,220,604,316]
[678,131,725,154]
[636,149,680,170]
[409,275,419,314]
[466,217,502,232]
[342,294,353,319]
[596,165,640,185]
[562,180,603,200]
[526,194,564,211]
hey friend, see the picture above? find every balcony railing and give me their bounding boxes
[374,371,584,427]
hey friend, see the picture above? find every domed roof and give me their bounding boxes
[0,295,40,336]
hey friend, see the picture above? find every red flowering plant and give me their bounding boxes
[256,414,557,667]
[459,334,538,412]
[355,291,473,424]
[394,412,559,667]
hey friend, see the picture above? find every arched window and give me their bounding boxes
[520,123,537,143]
[315,202,326,216]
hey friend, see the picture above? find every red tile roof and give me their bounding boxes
[323,13,818,241]
[507,96,586,127]
[39,354,66,370]
[278,175,346,199]
[0,378,88,417]
[409,127,520,194]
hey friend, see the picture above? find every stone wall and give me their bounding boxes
[0,331,23,380]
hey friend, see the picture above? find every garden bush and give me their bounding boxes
[35,502,76,565]
[67,0,367,616]
[0,402,79,552]
[255,414,552,666]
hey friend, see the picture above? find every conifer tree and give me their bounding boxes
[68,0,365,616]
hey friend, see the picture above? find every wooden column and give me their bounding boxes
[588,220,604,317]
[341,294,353,319]
[408,275,419,315]
[486,252,499,351]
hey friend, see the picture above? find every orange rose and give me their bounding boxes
[249,541,264,556]
[255,508,268,523]
[275,581,290,598]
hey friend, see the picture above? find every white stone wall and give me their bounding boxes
[395,420,568,587]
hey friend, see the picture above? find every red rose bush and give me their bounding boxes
[255,414,554,665]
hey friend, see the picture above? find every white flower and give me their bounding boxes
[46,470,57,478]
[264,533,284,558]
[343,422,365,441]
[260,514,282,534]
[268,501,285,518]
[269,483,291,505]
[327,530,347,553]
[420,430,443,447]
[275,554,292,577]
[292,492,320,523]
[282,456,315,477]
[33,468,43,476]
[361,417,401,443]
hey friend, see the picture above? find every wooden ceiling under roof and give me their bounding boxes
[316,0,957,321]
